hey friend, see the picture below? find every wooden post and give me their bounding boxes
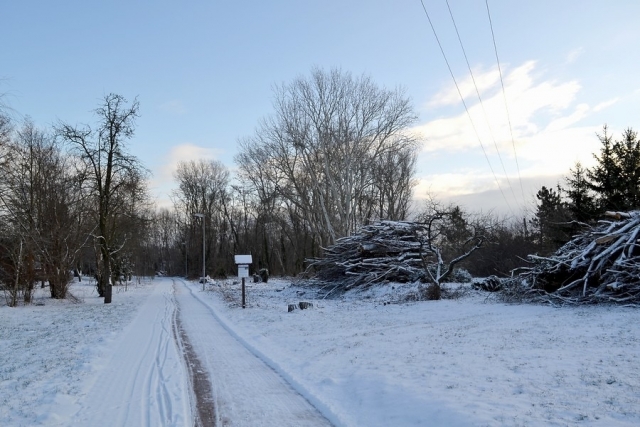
[242,277,246,309]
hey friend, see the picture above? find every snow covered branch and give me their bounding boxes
[502,211,640,305]
[305,219,483,296]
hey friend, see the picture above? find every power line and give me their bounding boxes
[418,0,515,216]
[445,0,520,208]
[485,0,526,206]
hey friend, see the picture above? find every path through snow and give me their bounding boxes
[173,278,332,426]
[68,278,331,426]
[71,279,191,426]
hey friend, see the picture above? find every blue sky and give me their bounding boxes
[3,1,640,217]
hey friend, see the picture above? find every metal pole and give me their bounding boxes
[194,213,206,290]
[201,218,205,290]
[183,241,187,278]
[242,277,246,308]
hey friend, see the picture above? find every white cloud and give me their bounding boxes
[593,97,619,112]
[427,65,501,108]
[565,47,585,64]
[414,170,496,198]
[148,143,224,208]
[545,103,590,132]
[413,171,567,217]
[158,143,223,182]
[412,60,610,217]
[413,61,584,155]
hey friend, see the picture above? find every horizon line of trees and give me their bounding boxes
[2,68,639,307]
[168,67,421,280]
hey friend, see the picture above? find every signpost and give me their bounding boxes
[234,255,252,308]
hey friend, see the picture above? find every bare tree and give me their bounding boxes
[57,94,146,303]
[371,145,417,220]
[237,67,418,248]
[0,120,49,303]
[411,200,488,297]
[0,112,11,155]
[417,207,485,289]
[172,159,230,277]
[0,119,91,302]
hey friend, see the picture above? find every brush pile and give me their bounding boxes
[305,221,428,291]
[306,218,485,294]
[504,211,640,305]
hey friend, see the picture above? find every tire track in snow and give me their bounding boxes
[172,282,217,426]
[173,279,333,427]
[71,280,191,426]
[143,289,177,425]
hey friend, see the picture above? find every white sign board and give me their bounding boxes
[235,255,252,279]
[234,254,253,264]
[238,265,249,278]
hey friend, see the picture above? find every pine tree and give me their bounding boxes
[612,128,640,209]
[588,125,623,210]
[586,125,640,211]
[565,161,597,222]
[531,185,571,253]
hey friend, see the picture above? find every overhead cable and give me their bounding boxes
[485,0,526,205]
[445,0,520,209]
[418,0,515,216]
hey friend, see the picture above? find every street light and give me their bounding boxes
[194,213,205,290]
[182,241,187,278]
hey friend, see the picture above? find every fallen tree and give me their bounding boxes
[503,211,640,305]
[305,218,484,296]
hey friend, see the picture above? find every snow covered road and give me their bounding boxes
[173,278,332,427]
[68,278,331,427]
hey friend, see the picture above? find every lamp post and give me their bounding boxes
[182,241,187,278]
[194,213,205,290]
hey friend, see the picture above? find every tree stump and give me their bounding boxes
[298,301,313,310]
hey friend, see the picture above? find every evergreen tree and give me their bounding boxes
[565,161,597,222]
[531,185,571,253]
[588,125,622,210]
[612,128,640,209]
[587,125,640,211]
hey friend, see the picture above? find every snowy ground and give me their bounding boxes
[202,278,640,427]
[1,277,639,426]
[0,280,140,424]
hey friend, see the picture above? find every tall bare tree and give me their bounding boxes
[237,67,418,248]
[57,94,146,303]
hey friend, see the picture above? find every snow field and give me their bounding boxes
[0,279,157,426]
[197,279,640,427]
[2,276,639,427]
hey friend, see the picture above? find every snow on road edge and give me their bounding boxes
[178,279,344,427]
[183,278,640,427]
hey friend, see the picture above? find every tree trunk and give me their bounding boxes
[99,244,112,303]
[104,281,112,304]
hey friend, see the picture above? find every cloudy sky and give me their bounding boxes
[3,0,640,218]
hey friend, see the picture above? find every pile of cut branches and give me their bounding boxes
[504,211,640,305]
[305,220,482,294]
